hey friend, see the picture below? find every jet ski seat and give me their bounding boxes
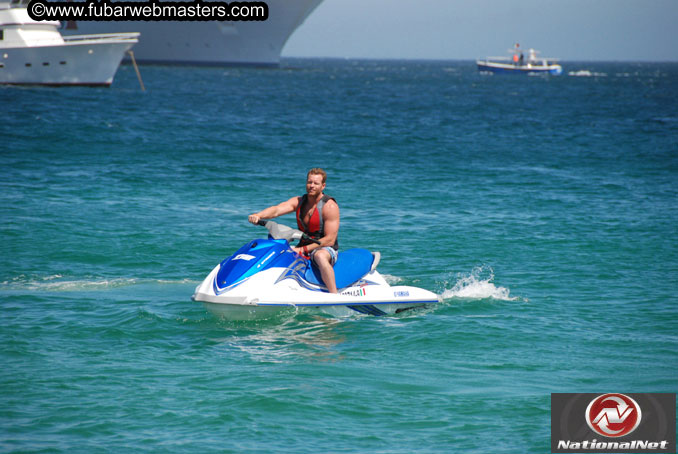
[305,248,376,290]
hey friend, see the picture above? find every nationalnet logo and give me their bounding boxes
[586,394,641,438]
[551,393,676,453]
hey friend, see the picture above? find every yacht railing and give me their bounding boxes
[62,32,140,43]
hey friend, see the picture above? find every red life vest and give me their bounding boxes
[296,194,338,250]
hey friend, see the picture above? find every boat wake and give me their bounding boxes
[439,266,521,301]
[0,275,196,292]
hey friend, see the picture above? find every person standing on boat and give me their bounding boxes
[248,168,340,293]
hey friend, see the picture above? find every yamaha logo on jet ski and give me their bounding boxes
[192,220,442,321]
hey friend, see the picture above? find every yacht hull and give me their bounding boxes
[62,0,323,66]
[1,37,136,85]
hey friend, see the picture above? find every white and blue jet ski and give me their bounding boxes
[192,220,442,320]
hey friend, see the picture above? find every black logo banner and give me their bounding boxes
[551,393,676,453]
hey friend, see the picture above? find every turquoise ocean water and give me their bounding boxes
[1,59,677,453]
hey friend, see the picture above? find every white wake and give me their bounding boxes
[440,266,520,301]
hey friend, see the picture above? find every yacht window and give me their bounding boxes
[43,62,50,66]
[0,30,4,40]
[60,61,67,65]
[25,63,32,67]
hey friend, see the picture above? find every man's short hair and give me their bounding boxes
[307,168,327,184]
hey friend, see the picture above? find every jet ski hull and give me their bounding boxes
[200,299,435,320]
[192,263,441,320]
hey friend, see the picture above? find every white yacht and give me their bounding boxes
[0,0,139,85]
[62,0,323,66]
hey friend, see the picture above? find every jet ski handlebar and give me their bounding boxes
[257,220,321,244]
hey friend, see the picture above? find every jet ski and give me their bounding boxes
[192,220,442,320]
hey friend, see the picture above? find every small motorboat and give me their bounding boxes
[477,43,562,75]
[192,221,442,320]
[0,0,139,86]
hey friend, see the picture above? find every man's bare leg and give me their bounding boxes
[313,249,337,293]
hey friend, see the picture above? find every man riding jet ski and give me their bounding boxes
[192,169,441,320]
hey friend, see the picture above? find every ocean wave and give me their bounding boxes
[381,274,403,285]
[568,70,607,77]
[440,266,521,301]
